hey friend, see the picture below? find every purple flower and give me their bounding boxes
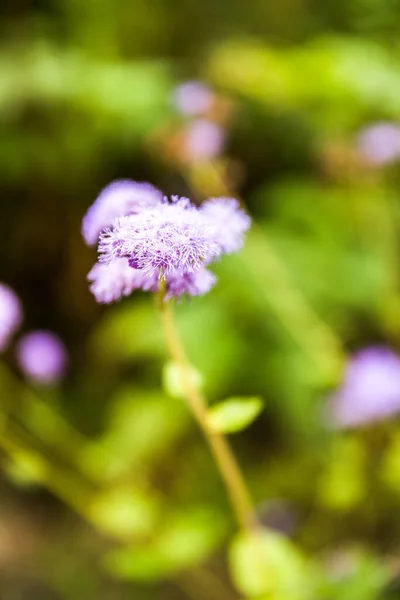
[172,81,213,116]
[88,261,216,304]
[328,347,400,428]
[87,260,158,304]
[82,180,163,246]
[98,197,220,278]
[16,330,68,384]
[356,122,400,166]
[201,198,251,254]
[184,120,225,161]
[85,186,251,304]
[165,268,216,300]
[0,283,22,352]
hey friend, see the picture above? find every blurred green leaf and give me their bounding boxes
[156,507,226,566]
[89,486,160,540]
[104,507,226,581]
[229,529,314,599]
[207,397,263,433]
[319,549,391,600]
[104,545,173,582]
[162,361,203,400]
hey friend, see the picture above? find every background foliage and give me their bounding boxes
[1,0,400,598]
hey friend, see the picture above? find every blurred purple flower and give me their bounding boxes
[82,180,163,246]
[356,122,400,166]
[16,331,68,384]
[0,283,22,352]
[85,188,250,303]
[329,346,400,428]
[172,81,213,116]
[184,120,225,160]
[201,198,251,254]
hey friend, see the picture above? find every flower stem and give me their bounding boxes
[158,294,258,532]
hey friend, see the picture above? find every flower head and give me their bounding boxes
[184,120,225,161]
[356,122,400,166]
[172,81,214,116]
[16,330,68,384]
[82,180,163,246]
[98,197,220,278]
[328,346,400,428]
[201,198,251,253]
[0,283,22,352]
[85,184,251,304]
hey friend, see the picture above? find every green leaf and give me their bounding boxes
[229,530,314,599]
[162,361,203,400]
[207,397,263,433]
[104,507,226,581]
[318,549,391,600]
[104,546,173,582]
[89,486,159,540]
[155,507,226,567]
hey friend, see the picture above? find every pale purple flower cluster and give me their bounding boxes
[184,119,225,160]
[0,283,22,352]
[172,81,214,116]
[83,180,250,303]
[328,347,400,428]
[98,197,221,277]
[356,122,400,166]
[16,330,68,385]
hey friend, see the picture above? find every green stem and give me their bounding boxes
[158,292,258,532]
